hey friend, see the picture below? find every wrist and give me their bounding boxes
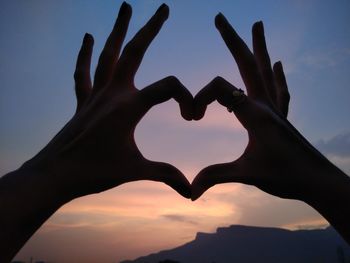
[19,156,73,207]
[0,159,70,262]
[304,162,349,203]
[298,158,350,244]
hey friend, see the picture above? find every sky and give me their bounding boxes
[1,0,350,262]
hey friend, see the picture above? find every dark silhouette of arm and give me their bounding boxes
[0,3,192,262]
[191,15,350,244]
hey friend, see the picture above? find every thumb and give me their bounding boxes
[140,160,192,199]
[191,158,247,201]
[193,76,262,131]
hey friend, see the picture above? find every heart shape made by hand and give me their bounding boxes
[136,15,302,204]
[56,3,316,209]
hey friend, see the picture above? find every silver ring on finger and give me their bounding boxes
[227,89,247,113]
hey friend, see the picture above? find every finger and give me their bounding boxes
[191,158,248,201]
[74,33,94,112]
[195,76,275,132]
[93,2,132,90]
[215,13,266,100]
[193,76,238,120]
[138,76,194,121]
[114,4,169,84]
[140,160,192,199]
[252,21,277,105]
[273,61,290,118]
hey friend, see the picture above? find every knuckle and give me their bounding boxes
[164,75,180,86]
[213,76,225,85]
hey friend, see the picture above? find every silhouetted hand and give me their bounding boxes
[0,4,194,261]
[191,15,350,243]
[25,2,193,201]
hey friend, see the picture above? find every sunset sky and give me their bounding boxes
[1,0,350,262]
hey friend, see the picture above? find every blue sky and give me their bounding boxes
[1,0,350,262]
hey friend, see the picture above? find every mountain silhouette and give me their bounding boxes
[121,225,350,263]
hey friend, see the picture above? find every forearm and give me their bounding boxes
[0,162,68,262]
[302,161,350,244]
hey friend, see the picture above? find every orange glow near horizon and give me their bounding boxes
[15,182,326,262]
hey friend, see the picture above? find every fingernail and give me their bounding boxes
[276,61,283,70]
[190,103,196,121]
[215,12,225,28]
[83,33,92,44]
[191,192,200,201]
[193,104,205,121]
[119,1,130,16]
[156,3,168,13]
[255,21,264,34]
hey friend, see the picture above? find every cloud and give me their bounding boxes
[162,214,198,225]
[315,131,350,157]
[202,184,326,230]
[50,182,237,232]
[298,48,350,69]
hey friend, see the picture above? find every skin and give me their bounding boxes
[0,3,193,262]
[191,14,350,244]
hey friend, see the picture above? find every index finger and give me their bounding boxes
[114,4,169,84]
[215,14,266,101]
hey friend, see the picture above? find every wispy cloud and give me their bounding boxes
[298,48,350,69]
[162,214,198,225]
